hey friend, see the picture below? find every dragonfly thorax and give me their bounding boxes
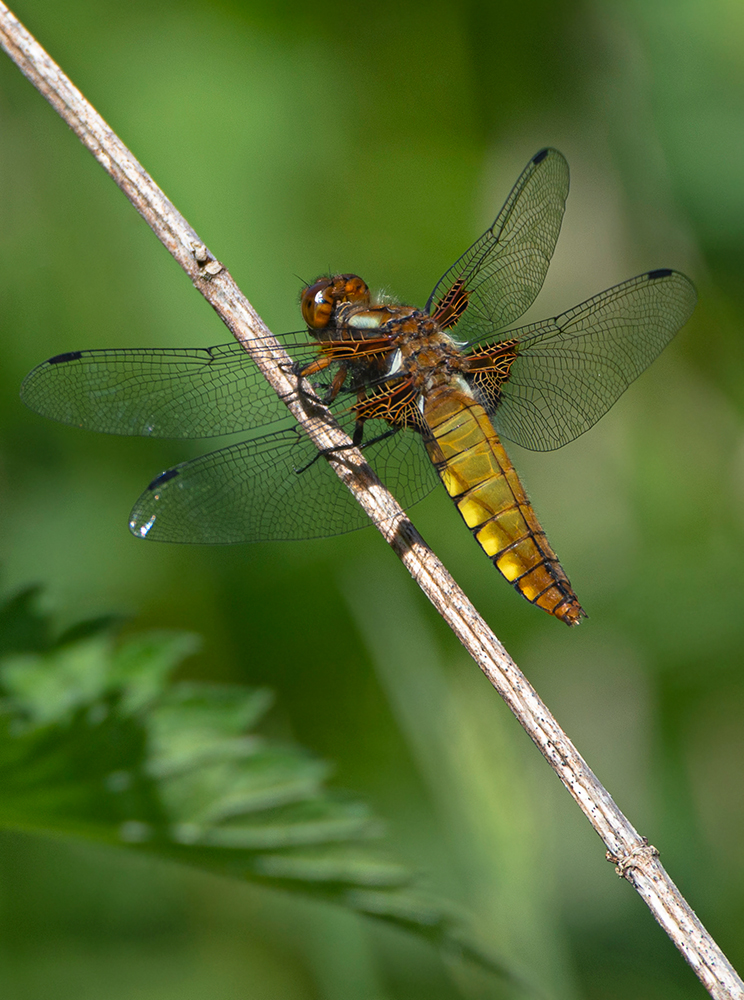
[301,275,471,407]
[387,313,467,395]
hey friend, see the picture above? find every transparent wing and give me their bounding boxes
[129,416,438,543]
[474,269,697,452]
[426,148,569,338]
[20,338,320,439]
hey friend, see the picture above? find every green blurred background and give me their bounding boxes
[1,0,743,997]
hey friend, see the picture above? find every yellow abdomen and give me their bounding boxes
[423,388,585,625]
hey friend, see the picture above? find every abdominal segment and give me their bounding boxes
[423,389,585,625]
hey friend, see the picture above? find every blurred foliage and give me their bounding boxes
[0,586,512,987]
[0,0,743,998]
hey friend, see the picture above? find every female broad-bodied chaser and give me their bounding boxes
[21,149,696,624]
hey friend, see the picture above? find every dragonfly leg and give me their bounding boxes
[327,364,349,404]
[292,421,399,475]
[293,440,357,475]
[353,415,366,447]
[296,355,333,378]
[353,415,399,449]
[294,356,350,405]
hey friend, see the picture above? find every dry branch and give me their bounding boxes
[0,5,740,998]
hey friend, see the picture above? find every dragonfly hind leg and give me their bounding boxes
[292,420,398,475]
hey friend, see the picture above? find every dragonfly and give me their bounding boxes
[21,148,696,625]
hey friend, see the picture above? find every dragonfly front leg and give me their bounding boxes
[295,355,350,406]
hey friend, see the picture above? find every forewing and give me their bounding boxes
[20,340,320,439]
[426,148,569,338]
[480,269,697,451]
[129,417,438,543]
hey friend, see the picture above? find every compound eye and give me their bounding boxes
[301,278,334,328]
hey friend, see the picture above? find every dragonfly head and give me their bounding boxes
[301,274,370,330]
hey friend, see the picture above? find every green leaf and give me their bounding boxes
[0,585,514,986]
